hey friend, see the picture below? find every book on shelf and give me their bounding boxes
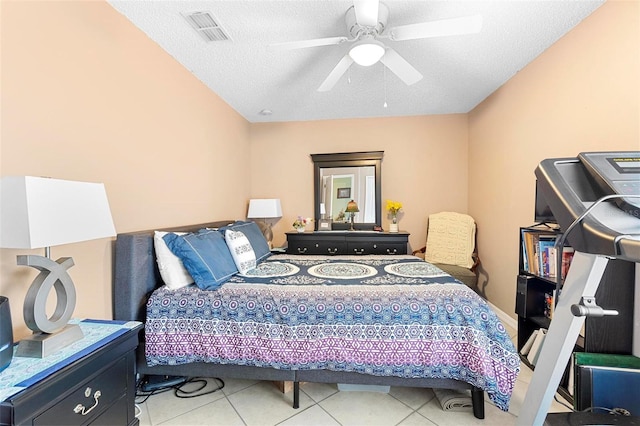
[537,236,556,277]
[561,247,574,279]
[548,246,557,278]
[520,329,539,356]
[521,229,556,276]
[568,354,575,396]
[527,328,548,366]
[547,246,574,280]
[521,230,542,275]
[544,290,556,319]
[521,228,574,281]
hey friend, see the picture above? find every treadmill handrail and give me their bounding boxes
[553,193,640,303]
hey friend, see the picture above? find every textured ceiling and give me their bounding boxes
[107,1,604,123]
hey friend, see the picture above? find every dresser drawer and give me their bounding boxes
[288,240,346,255]
[347,241,407,255]
[34,357,127,425]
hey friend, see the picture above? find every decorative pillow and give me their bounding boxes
[225,229,256,274]
[163,229,238,290]
[424,212,476,269]
[219,221,271,263]
[154,231,194,290]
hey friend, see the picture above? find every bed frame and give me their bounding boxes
[112,222,485,419]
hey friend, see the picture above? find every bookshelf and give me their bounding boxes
[516,224,636,403]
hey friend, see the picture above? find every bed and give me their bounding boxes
[113,221,520,419]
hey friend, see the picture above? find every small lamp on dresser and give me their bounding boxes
[0,176,116,357]
[345,200,360,231]
[247,198,282,248]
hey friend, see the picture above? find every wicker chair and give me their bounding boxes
[412,212,480,290]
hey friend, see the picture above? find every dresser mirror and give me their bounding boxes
[311,151,383,230]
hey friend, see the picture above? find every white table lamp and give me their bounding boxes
[247,198,282,248]
[0,176,116,357]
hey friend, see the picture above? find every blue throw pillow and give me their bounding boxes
[163,229,238,290]
[219,221,271,263]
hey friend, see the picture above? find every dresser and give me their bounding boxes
[286,231,409,255]
[0,320,141,426]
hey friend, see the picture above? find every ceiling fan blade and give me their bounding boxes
[270,36,348,50]
[379,48,423,86]
[318,55,354,92]
[353,0,379,27]
[389,15,483,41]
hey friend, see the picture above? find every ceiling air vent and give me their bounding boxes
[183,11,230,42]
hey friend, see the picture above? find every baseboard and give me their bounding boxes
[487,300,517,330]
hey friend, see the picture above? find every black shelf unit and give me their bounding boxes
[515,225,636,404]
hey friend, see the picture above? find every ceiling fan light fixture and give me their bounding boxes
[349,38,385,66]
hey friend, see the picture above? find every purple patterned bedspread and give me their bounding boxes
[145,254,520,410]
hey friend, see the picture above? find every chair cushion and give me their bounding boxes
[424,212,476,269]
[434,263,477,288]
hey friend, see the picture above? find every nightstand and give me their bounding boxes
[0,319,142,426]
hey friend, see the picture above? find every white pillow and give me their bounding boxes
[225,229,257,274]
[154,231,194,290]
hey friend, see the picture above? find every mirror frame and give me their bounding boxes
[311,151,383,230]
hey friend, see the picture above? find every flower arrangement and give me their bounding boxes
[386,200,402,232]
[386,200,403,220]
[292,216,312,229]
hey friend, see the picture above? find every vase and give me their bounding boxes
[296,227,305,233]
[389,216,398,233]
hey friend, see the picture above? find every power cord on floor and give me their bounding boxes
[582,406,632,416]
[550,395,634,418]
[135,376,225,405]
[553,394,574,411]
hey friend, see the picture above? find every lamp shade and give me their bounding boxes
[345,200,360,213]
[0,176,116,249]
[247,199,282,219]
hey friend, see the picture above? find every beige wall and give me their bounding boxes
[468,0,640,316]
[1,0,638,341]
[249,115,469,251]
[0,1,250,339]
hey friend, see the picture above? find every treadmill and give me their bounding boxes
[518,151,640,426]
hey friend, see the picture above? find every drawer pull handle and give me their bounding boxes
[74,390,101,416]
[297,247,307,254]
[327,248,338,255]
[386,248,397,254]
[353,248,365,255]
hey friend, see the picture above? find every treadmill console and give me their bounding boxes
[579,151,640,218]
[535,151,640,262]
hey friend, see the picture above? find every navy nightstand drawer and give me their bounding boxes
[34,357,127,425]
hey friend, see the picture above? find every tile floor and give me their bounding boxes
[134,324,572,425]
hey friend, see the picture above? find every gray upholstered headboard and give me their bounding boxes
[112,220,235,323]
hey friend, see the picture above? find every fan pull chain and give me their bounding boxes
[383,65,388,108]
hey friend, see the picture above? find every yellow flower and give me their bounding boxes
[386,200,403,215]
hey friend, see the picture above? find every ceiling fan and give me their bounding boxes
[271,0,482,92]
